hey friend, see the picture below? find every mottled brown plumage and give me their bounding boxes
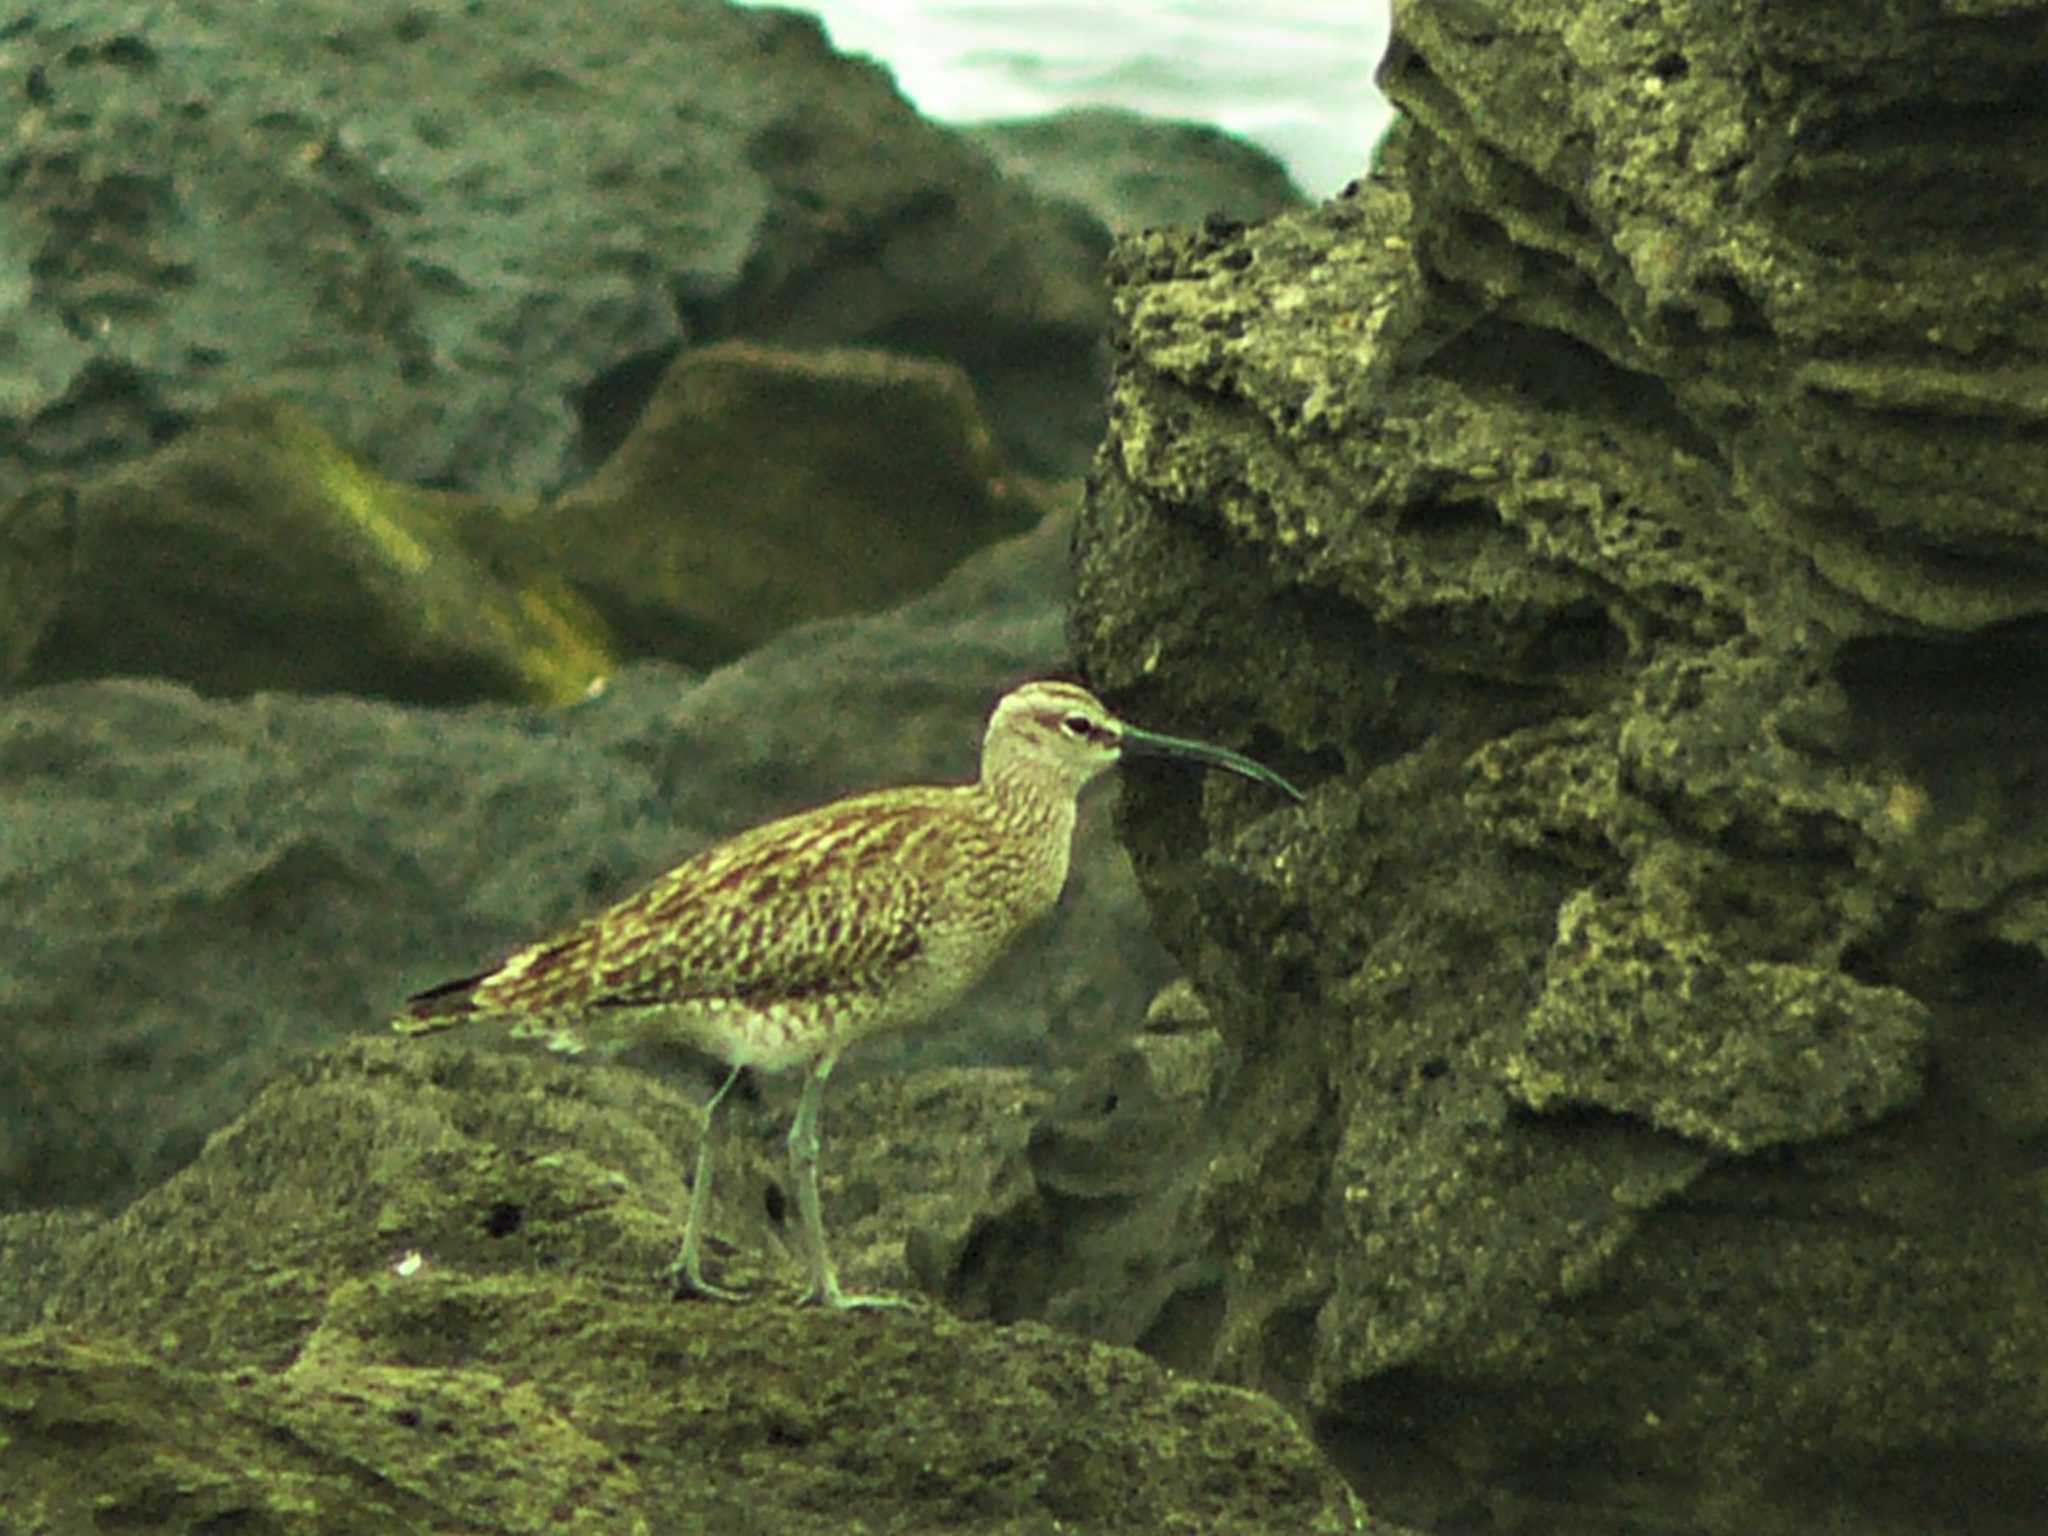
[394,679,1300,1308]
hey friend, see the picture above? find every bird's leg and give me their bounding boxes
[789,1053,910,1310]
[667,1062,747,1301]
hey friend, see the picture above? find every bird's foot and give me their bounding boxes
[799,1272,918,1311]
[665,1256,748,1303]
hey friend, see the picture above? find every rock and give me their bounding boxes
[4,349,1050,696]
[6,1037,1381,1535]
[6,396,617,700]
[0,483,74,682]
[0,0,1110,499]
[545,341,1043,667]
[1070,2,2048,1531]
[963,106,1309,234]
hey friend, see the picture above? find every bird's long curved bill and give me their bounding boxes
[1119,725,1304,802]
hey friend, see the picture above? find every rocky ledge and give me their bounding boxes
[1072,3,2048,1533]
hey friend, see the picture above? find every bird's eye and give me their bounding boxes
[1063,713,1096,739]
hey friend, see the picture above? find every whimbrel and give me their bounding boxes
[394,679,1301,1309]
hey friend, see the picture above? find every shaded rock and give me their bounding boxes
[8,347,1052,697]
[1,1331,568,1533]
[964,106,1309,234]
[1065,2,2048,1532]
[0,0,1110,499]
[7,396,617,700]
[5,1036,1383,1535]
[545,341,1043,666]
[0,484,74,683]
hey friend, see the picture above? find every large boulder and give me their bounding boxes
[1066,3,2048,1532]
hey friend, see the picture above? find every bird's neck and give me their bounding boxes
[978,763,1080,843]
[974,766,1084,919]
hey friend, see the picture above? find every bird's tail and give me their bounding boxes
[391,969,491,1035]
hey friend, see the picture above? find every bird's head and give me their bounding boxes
[980,680,1302,805]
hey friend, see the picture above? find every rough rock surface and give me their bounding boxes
[546,342,1042,667]
[1067,2,2048,1533]
[0,0,1109,496]
[2,396,621,699]
[3,347,1046,696]
[2,1038,1385,1535]
[963,106,1309,234]
[0,1,1302,704]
